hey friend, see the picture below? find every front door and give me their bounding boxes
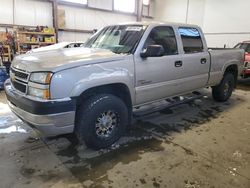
[134,26,185,105]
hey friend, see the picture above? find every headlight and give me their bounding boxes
[29,72,53,84]
[28,87,50,99]
[28,72,52,99]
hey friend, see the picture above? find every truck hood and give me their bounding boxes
[12,48,125,72]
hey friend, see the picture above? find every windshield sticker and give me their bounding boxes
[126,27,142,31]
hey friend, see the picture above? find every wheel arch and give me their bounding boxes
[223,64,238,87]
[76,83,133,112]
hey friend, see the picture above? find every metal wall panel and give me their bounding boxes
[88,0,113,10]
[59,5,136,31]
[14,0,53,26]
[202,0,250,47]
[154,0,187,23]
[0,0,14,24]
[203,0,250,33]
[58,31,91,42]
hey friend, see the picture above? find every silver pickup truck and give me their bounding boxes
[4,22,244,149]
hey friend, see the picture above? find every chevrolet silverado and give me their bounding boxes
[5,22,244,149]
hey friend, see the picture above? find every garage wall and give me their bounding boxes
[0,0,53,26]
[154,0,188,23]
[154,0,250,48]
[202,0,250,47]
[0,0,154,42]
[0,0,14,25]
[58,3,136,42]
[57,0,155,42]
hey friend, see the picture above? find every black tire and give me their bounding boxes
[212,73,235,102]
[75,94,128,150]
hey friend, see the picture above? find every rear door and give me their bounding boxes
[175,27,210,91]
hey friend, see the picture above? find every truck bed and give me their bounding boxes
[207,48,245,86]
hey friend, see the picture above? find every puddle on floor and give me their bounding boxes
[45,92,243,185]
[61,137,164,184]
[53,99,224,185]
[0,125,27,134]
[0,102,11,114]
[0,102,29,134]
[0,116,21,126]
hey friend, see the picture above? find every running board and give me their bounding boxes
[133,91,203,118]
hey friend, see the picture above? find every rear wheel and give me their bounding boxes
[75,94,128,150]
[212,73,235,102]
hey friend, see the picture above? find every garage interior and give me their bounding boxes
[0,0,250,187]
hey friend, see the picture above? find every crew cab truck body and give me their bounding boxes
[4,22,244,149]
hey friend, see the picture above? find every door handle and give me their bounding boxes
[175,61,183,67]
[201,58,207,64]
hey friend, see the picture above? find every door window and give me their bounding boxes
[178,27,203,53]
[143,26,178,55]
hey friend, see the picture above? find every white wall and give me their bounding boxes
[58,0,154,41]
[58,31,92,42]
[187,0,205,27]
[14,0,53,26]
[154,0,250,47]
[202,0,250,47]
[0,0,153,42]
[1,0,250,47]
[88,0,113,10]
[0,0,53,26]
[154,0,188,23]
[0,0,14,24]
[58,3,136,41]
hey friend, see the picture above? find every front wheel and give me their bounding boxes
[75,94,128,150]
[212,73,235,102]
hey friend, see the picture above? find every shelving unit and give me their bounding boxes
[15,27,56,54]
[2,45,11,62]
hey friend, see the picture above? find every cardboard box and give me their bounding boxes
[43,28,55,34]
[17,34,27,42]
[0,32,7,42]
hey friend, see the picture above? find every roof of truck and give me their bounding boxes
[110,21,200,28]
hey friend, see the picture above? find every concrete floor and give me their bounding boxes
[0,81,250,188]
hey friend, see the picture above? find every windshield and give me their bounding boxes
[84,25,147,54]
[234,43,250,53]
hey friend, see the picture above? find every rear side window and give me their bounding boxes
[178,27,203,53]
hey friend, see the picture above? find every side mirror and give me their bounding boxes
[140,45,164,58]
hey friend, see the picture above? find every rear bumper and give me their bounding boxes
[4,79,76,136]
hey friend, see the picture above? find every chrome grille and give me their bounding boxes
[10,67,29,94]
[12,80,27,93]
[10,67,29,81]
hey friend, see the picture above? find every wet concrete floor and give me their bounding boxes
[0,84,250,187]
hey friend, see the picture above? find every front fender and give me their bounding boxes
[70,69,135,102]
[50,59,135,103]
